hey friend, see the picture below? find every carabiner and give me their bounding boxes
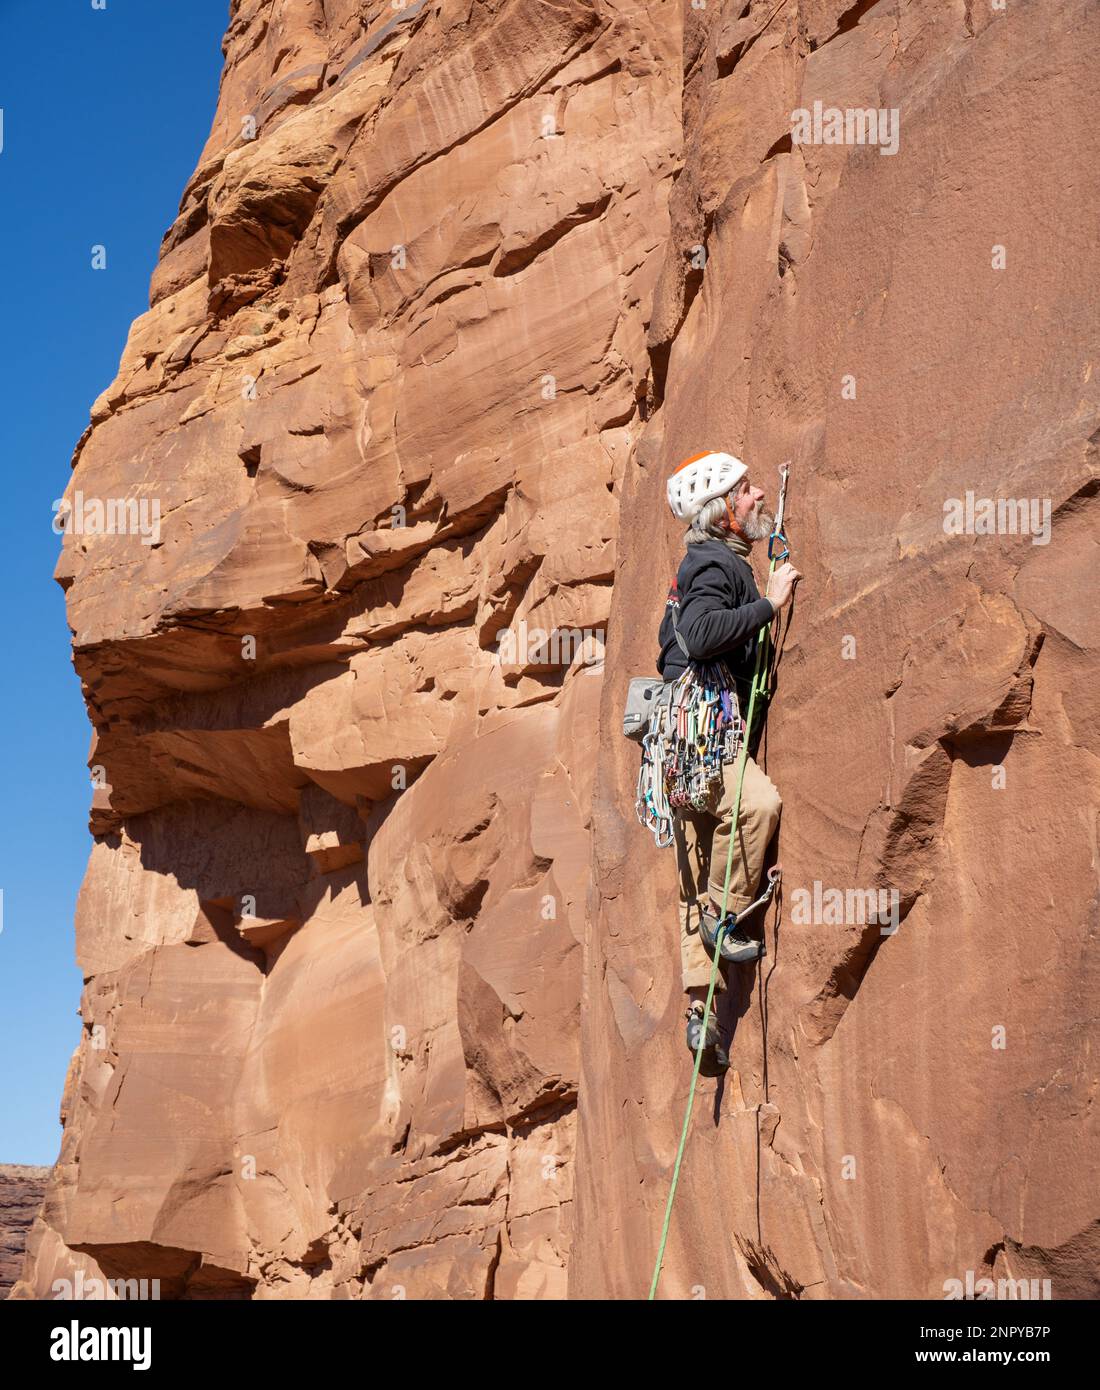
[768,529,789,563]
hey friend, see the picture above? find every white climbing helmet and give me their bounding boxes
[666,451,748,522]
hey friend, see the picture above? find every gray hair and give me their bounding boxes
[685,495,733,546]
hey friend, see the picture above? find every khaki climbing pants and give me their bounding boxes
[673,754,782,994]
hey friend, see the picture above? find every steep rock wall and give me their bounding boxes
[20,0,678,1300]
[18,0,1100,1300]
[579,0,1100,1299]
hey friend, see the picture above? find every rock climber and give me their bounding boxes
[657,451,800,1072]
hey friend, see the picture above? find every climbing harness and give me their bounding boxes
[648,463,793,1301]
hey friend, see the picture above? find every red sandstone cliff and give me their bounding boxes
[17,0,1099,1299]
[1,1167,50,1297]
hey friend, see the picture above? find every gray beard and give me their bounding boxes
[740,504,774,542]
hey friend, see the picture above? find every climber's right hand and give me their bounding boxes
[766,561,801,613]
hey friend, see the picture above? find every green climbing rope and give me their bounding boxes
[648,468,790,1300]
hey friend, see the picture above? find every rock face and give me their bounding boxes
[1,1167,49,1297]
[19,0,1099,1299]
[22,0,675,1302]
[575,0,1100,1300]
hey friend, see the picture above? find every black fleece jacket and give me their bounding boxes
[656,539,775,691]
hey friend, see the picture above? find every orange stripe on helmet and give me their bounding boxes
[671,451,713,474]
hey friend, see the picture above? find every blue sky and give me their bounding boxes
[0,0,229,1164]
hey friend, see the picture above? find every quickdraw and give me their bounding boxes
[767,461,791,561]
[699,864,783,958]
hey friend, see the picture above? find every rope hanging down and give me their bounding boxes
[648,463,791,1301]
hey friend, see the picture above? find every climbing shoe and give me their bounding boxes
[699,907,766,964]
[685,1001,729,1075]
